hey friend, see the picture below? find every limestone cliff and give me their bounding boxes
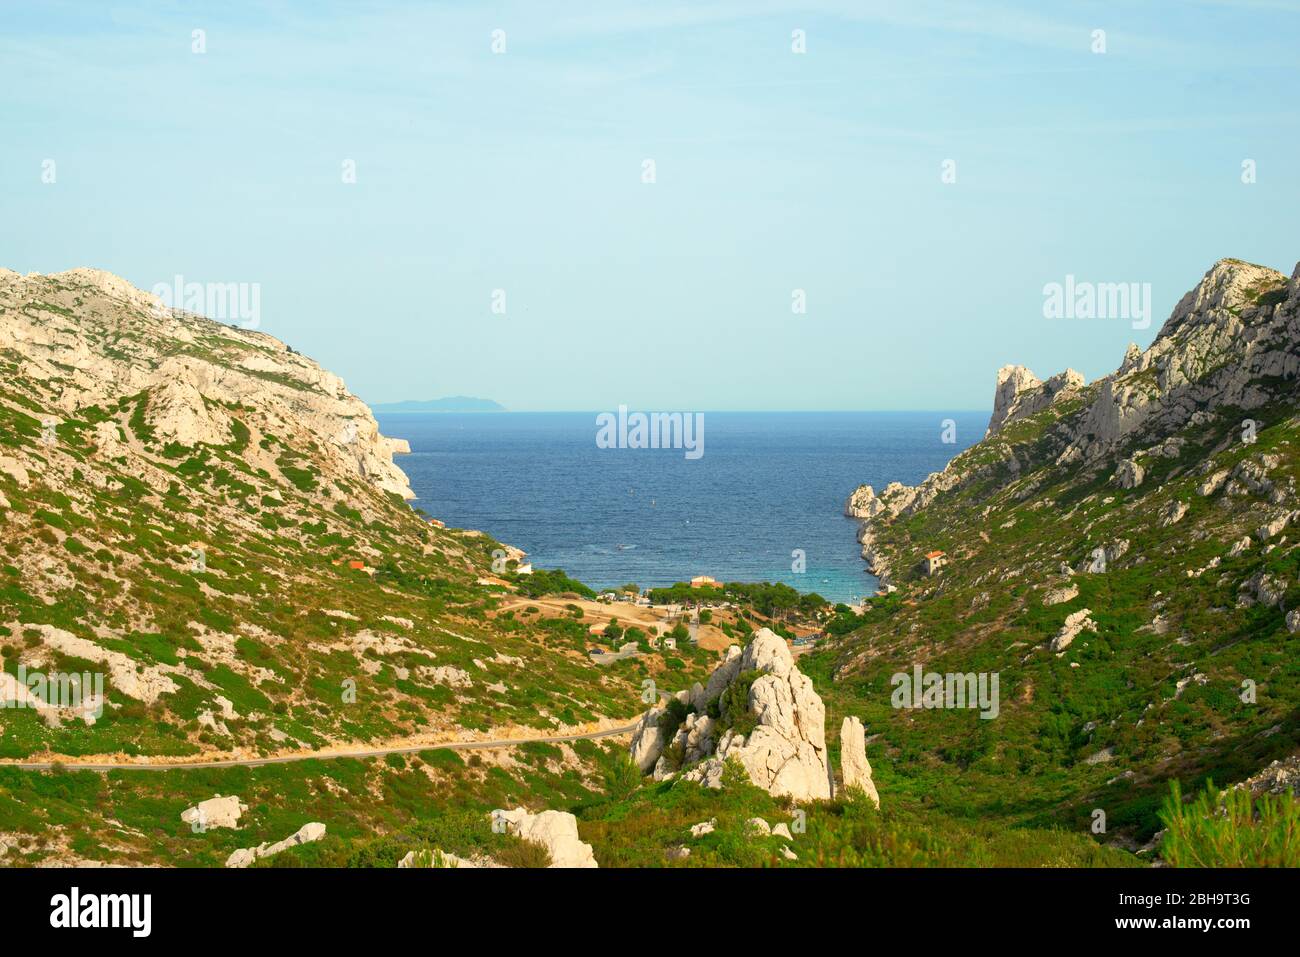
[0,268,413,500]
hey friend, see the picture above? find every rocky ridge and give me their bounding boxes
[829,256,1300,843]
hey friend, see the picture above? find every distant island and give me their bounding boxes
[371,396,506,413]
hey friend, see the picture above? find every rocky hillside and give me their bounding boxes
[829,257,1300,846]
[0,267,636,765]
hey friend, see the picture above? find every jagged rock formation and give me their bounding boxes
[629,629,834,802]
[987,365,1085,436]
[491,808,596,868]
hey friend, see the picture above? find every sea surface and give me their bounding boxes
[378,411,986,606]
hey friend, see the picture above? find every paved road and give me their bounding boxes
[3,722,640,773]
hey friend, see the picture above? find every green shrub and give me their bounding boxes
[1159,780,1300,867]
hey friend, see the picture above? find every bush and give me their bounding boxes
[494,838,552,868]
[715,669,762,737]
[658,697,691,743]
[1159,780,1300,867]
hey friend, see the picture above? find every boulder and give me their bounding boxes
[689,819,716,838]
[1161,500,1189,526]
[180,794,246,830]
[224,848,257,869]
[490,808,597,868]
[1114,459,1144,489]
[1042,583,1079,607]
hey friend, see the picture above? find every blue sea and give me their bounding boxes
[378,412,986,606]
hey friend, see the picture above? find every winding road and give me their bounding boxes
[3,721,640,773]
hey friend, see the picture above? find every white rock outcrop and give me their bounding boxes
[1050,609,1097,652]
[839,716,880,807]
[180,794,247,830]
[1042,583,1079,607]
[633,629,833,802]
[225,822,326,868]
[490,808,597,868]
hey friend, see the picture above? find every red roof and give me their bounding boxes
[925,551,945,559]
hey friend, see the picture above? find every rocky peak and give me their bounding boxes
[986,365,1085,437]
[1155,258,1287,341]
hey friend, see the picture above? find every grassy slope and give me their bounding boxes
[809,392,1300,852]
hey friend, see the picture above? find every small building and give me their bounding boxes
[924,551,947,575]
[427,518,445,528]
[663,637,677,651]
[690,575,718,589]
[348,560,366,570]
[515,563,534,575]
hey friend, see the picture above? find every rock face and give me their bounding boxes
[631,629,833,802]
[491,808,597,868]
[0,268,413,500]
[180,794,246,830]
[839,716,880,807]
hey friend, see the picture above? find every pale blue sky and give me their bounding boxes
[2,1,1298,410]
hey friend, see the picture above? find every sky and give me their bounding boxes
[2,0,1298,411]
